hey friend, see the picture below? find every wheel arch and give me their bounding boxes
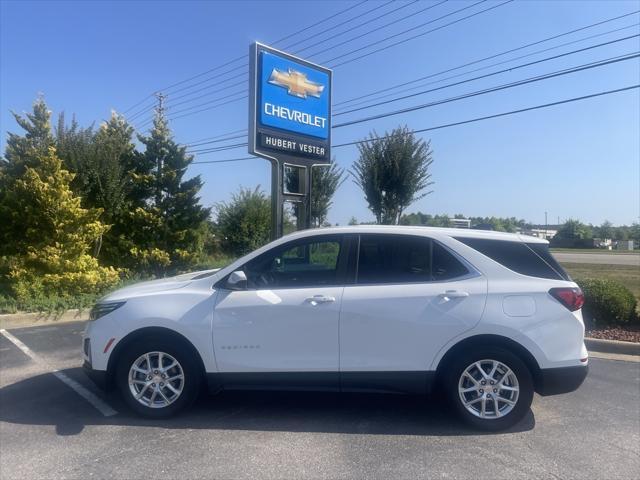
[434,334,543,390]
[105,326,206,390]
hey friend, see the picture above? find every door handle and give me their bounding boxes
[305,295,336,305]
[439,290,469,300]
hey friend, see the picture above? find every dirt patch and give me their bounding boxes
[586,327,640,343]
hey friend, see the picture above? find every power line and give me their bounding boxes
[143,0,488,124]
[283,0,398,52]
[169,11,640,123]
[188,52,639,153]
[151,1,433,117]
[271,0,368,48]
[185,128,248,145]
[333,35,640,117]
[333,9,640,107]
[294,0,441,58]
[191,156,257,165]
[147,0,511,127]
[325,0,513,67]
[121,0,369,113]
[182,31,638,148]
[332,84,639,148]
[190,84,639,164]
[129,6,638,128]
[333,52,639,128]
[333,23,640,112]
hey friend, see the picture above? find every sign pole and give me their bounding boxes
[271,160,283,240]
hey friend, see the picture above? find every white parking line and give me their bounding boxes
[0,328,117,417]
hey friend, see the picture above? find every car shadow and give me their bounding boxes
[0,368,535,437]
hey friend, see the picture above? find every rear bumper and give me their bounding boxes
[536,364,588,396]
[83,361,110,391]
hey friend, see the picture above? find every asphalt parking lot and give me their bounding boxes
[0,321,638,479]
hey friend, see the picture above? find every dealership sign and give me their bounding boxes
[249,42,332,166]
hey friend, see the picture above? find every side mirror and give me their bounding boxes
[227,270,247,290]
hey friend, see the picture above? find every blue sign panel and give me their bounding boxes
[250,42,332,166]
[259,51,330,139]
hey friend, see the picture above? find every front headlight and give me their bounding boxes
[89,301,126,321]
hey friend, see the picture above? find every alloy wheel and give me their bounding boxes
[458,359,520,419]
[128,351,184,408]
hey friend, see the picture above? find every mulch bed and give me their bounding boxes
[586,326,640,343]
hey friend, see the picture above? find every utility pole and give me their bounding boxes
[545,211,548,239]
[154,92,167,208]
[155,91,166,117]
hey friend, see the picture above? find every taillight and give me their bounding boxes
[549,287,584,311]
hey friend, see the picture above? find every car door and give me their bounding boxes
[212,234,348,389]
[339,234,487,392]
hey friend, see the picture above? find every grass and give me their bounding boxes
[551,248,638,254]
[561,262,640,312]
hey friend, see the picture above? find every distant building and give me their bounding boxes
[450,218,471,229]
[519,227,558,240]
[616,240,635,251]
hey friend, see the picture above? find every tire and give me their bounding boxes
[115,337,202,418]
[445,347,534,431]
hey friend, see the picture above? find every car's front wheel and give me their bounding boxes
[116,338,201,418]
[446,348,534,431]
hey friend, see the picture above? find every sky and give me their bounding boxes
[1,0,639,227]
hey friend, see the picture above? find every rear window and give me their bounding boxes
[454,237,570,281]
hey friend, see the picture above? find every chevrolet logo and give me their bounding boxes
[268,68,324,99]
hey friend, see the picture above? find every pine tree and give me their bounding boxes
[130,108,210,275]
[0,99,118,301]
[2,97,54,177]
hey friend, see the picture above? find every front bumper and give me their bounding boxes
[536,364,588,396]
[82,361,110,391]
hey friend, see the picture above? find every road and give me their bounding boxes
[554,252,640,266]
[0,321,639,479]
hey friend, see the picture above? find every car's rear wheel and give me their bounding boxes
[446,348,533,431]
[116,338,201,418]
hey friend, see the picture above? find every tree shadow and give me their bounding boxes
[0,368,535,437]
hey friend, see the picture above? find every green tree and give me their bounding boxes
[399,212,450,227]
[630,223,640,244]
[351,126,434,225]
[216,186,271,256]
[597,220,614,239]
[56,112,136,261]
[2,97,54,177]
[129,109,211,275]
[55,112,95,195]
[555,219,592,240]
[0,99,118,300]
[311,163,345,227]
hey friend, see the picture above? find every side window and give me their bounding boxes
[357,234,432,284]
[431,241,469,280]
[356,235,469,284]
[244,238,342,288]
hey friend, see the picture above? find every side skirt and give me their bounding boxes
[206,371,436,395]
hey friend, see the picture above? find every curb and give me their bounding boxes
[585,337,640,356]
[0,309,88,330]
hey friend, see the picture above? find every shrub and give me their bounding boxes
[576,278,638,328]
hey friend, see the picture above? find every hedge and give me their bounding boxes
[575,278,638,328]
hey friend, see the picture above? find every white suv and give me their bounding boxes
[83,226,588,430]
